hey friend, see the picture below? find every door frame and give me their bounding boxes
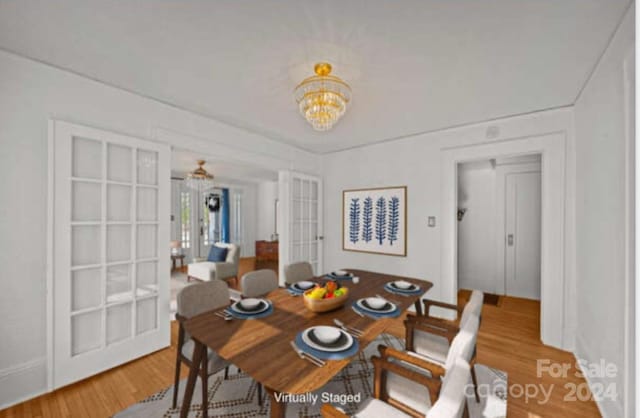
[441,132,567,349]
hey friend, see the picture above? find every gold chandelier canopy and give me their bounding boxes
[294,62,352,131]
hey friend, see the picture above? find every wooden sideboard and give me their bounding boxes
[255,240,278,262]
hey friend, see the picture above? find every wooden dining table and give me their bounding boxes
[179,269,432,418]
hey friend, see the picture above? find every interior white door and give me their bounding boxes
[52,121,170,388]
[505,171,541,300]
[278,171,323,283]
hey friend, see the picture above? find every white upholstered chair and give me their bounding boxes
[187,243,240,285]
[173,280,232,409]
[321,351,471,418]
[283,261,314,285]
[240,269,279,298]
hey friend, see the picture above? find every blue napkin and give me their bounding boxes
[294,331,360,360]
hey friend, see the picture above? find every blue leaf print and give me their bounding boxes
[388,196,400,245]
[361,197,373,242]
[375,197,387,245]
[349,198,360,244]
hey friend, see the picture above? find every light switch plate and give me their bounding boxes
[428,216,436,227]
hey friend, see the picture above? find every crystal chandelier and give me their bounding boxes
[294,62,352,131]
[185,160,215,191]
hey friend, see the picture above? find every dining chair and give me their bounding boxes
[284,261,314,285]
[240,269,279,297]
[421,290,484,326]
[405,313,481,402]
[321,350,471,418]
[172,280,232,410]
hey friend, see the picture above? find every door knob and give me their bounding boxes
[507,234,514,246]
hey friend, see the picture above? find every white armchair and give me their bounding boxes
[187,243,241,286]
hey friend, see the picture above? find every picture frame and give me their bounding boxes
[342,186,407,256]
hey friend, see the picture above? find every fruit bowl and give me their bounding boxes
[303,283,349,313]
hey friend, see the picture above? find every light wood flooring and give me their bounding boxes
[0,261,600,417]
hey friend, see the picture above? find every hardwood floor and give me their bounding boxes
[0,271,600,417]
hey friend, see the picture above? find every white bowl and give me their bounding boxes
[297,281,315,290]
[313,326,342,344]
[366,297,387,310]
[394,280,413,290]
[239,298,261,310]
[335,270,348,276]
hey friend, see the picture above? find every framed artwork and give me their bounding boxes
[342,186,407,256]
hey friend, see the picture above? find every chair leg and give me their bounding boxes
[257,383,263,406]
[172,356,182,409]
[200,355,209,418]
[224,365,229,380]
[470,362,480,403]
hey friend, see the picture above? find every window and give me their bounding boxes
[180,191,190,249]
[233,192,243,245]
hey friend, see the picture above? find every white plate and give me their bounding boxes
[356,298,397,314]
[334,270,349,276]
[302,326,354,352]
[230,299,270,315]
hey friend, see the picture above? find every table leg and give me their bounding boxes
[172,258,176,271]
[265,387,286,418]
[180,340,205,418]
[414,300,423,316]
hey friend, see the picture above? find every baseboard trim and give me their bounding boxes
[0,357,47,411]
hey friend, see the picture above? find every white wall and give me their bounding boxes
[257,181,279,242]
[574,3,634,417]
[0,50,319,408]
[457,161,497,293]
[322,108,576,347]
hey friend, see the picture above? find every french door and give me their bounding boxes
[279,171,323,282]
[51,121,170,388]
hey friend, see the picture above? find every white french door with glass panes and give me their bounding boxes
[279,171,323,284]
[51,121,170,388]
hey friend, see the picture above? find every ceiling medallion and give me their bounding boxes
[294,62,352,131]
[185,160,215,191]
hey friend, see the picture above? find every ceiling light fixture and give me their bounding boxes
[185,160,215,191]
[294,62,352,131]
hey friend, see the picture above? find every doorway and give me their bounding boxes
[441,132,568,349]
[456,155,541,301]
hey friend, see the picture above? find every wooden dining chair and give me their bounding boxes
[321,348,471,418]
[284,261,314,285]
[172,280,232,410]
[404,314,481,402]
[240,269,279,297]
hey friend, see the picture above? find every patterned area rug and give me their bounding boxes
[115,334,506,417]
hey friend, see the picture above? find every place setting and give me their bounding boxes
[384,279,423,297]
[325,269,360,282]
[287,280,317,296]
[351,295,401,319]
[292,325,360,366]
[215,297,274,320]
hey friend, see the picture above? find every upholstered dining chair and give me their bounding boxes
[283,261,314,285]
[172,280,232,410]
[321,350,471,418]
[421,290,484,326]
[240,269,279,298]
[405,313,481,403]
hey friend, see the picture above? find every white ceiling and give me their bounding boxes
[0,0,631,153]
[171,149,278,183]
